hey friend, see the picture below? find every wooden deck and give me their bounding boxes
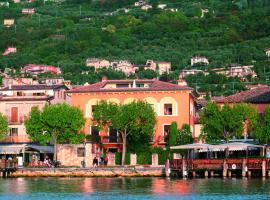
[169,158,270,178]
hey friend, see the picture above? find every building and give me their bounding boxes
[85,58,110,70]
[158,4,167,9]
[191,56,209,66]
[2,77,36,87]
[4,19,14,27]
[22,64,61,75]
[229,65,256,78]
[213,86,270,113]
[21,8,35,14]
[134,0,145,6]
[145,60,171,75]
[265,48,270,57]
[68,79,196,152]
[2,47,16,56]
[141,4,152,11]
[38,77,71,87]
[112,60,138,75]
[0,84,69,144]
[179,69,204,79]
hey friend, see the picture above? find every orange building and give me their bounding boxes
[68,79,196,152]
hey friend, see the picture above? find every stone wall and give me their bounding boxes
[57,143,93,167]
[10,167,164,177]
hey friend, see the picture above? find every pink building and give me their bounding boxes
[113,60,138,75]
[2,47,16,56]
[22,64,61,75]
[145,60,171,75]
[229,65,256,78]
[179,69,204,78]
[21,8,35,14]
[0,84,69,143]
[191,56,209,66]
[85,58,110,70]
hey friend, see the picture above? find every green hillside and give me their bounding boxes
[0,0,269,95]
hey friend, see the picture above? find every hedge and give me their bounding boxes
[115,152,130,165]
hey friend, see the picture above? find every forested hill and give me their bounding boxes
[0,0,270,86]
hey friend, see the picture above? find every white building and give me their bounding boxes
[191,56,209,66]
[179,69,204,78]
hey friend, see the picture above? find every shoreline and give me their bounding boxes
[9,166,165,178]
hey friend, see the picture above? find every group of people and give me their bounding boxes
[93,155,109,167]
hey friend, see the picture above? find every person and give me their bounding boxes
[44,156,51,167]
[93,157,98,168]
[100,156,104,165]
[104,155,108,166]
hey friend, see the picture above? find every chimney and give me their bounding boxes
[177,79,187,86]
[102,76,108,82]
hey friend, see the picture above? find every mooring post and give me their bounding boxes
[182,159,187,178]
[223,160,228,177]
[204,170,209,178]
[165,159,170,177]
[242,159,247,177]
[228,170,232,177]
[248,171,251,177]
[262,160,266,177]
[210,171,214,177]
[192,171,196,178]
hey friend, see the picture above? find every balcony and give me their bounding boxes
[1,135,31,143]
[102,136,122,144]
[7,115,25,125]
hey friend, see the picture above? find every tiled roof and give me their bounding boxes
[213,87,270,104]
[68,79,193,93]
[0,84,69,91]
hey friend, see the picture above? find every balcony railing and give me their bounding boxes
[1,135,31,143]
[102,136,122,143]
[7,115,25,124]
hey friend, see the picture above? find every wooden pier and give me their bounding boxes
[0,159,18,178]
[169,158,270,178]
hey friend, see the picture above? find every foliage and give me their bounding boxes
[200,102,258,143]
[92,100,156,165]
[0,113,9,140]
[137,152,152,165]
[167,121,178,149]
[176,124,194,145]
[254,108,270,144]
[25,103,86,160]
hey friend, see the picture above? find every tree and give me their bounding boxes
[177,124,193,145]
[167,121,178,149]
[25,103,86,161]
[93,100,156,166]
[254,108,270,144]
[0,113,9,140]
[200,102,258,143]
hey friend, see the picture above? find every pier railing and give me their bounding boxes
[0,159,18,170]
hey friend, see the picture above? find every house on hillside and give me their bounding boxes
[265,48,270,57]
[85,58,110,70]
[21,8,35,14]
[2,47,16,56]
[4,19,14,27]
[112,60,138,75]
[145,60,171,75]
[229,65,256,79]
[67,78,196,152]
[2,77,36,87]
[141,4,152,11]
[191,56,209,66]
[179,69,204,78]
[134,0,145,6]
[22,64,61,75]
[158,4,167,9]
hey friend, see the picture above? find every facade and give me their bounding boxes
[134,0,145,6]
[158,4,167,9]
[21,8,35,14]
[0,84,69,143]
[145,60,171,75]
[4,19,14,27]
[68,79,196,152]
[265,48,270,57]
[113,60,138,75]
[191,56,209,66]
[141,5,152,10]
[2,47,16,56]
[22,64,61,75]
[229,65,256,78]
[2,77,36,87]
[179,69,204,78]
[85,58,110,70]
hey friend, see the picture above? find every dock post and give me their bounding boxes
[268,170,270,177]
[192,171,196,178]
[182,159,187,178]
[223,160,228,177]
[242,159,247,177]
[204,171,209,178]
[210,171,214,177]
[262,160,266,177]
[165,159,170,177]
[248,171,251,177]
[228,170,232,177]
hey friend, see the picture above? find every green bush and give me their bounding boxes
[115,152,130,165]
[137,152,152,165]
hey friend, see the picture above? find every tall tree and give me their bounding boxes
[200,102,258,143]
[0,113,9,140]
[93,100,156,166]
[25,103,86,161]
[167,121,178,149]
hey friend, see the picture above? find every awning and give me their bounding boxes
[170,143,215,150]
[211,142,264,151]
[26,145,54,154]
[0,145,25,154]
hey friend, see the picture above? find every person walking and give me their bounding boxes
[93,157,98,168]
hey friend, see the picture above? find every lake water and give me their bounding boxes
[0,177,269,200]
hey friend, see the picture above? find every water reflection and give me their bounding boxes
[0,177,270,199]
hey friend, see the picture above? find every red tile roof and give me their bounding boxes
[213,86,270,104]
[68,79,192,93]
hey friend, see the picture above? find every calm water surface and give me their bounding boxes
[0,177,269,200]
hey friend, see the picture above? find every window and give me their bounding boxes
[116,84,129,88]
[164,104,173,115]
[91,126,99,136]
[163,125,170,142]
[10,128,18,136]
[17,92,23,96]
[77,147,85,157]
[91,105,96,115]
[136,83,144,88]
[109,128,118,143]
